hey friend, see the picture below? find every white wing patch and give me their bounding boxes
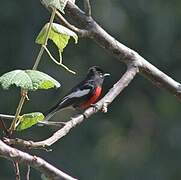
[67,89,90,98]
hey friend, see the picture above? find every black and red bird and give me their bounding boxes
[44,66,110,121]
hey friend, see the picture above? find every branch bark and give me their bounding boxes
[7,0,179,149]
[26,165,30,180]
[13,161,20,180]
[64,1,181,100]
[3,65,138,149]
[0,140,77,180]
[83,0,91,16]
[2,0,181,177]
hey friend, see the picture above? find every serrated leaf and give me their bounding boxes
[25,70,60,90]
[41,0,67,13]
[0,70,60,91]
[16,112,45,131]
[36,23,78,54]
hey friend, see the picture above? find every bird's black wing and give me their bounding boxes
[60,80,95,108]
[44,80,94,121]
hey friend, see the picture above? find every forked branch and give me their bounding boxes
[0,140,77,180]
[64,1,181,99]
[1,0,181,178]
[3,65,138,149]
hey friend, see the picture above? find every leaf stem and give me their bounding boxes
[43,45,76,74]
[8,7,57,134]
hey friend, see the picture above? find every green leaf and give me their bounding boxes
[36,23,78,62]
[0,70,60,91]
[16,112,45,131]
[25,70,60,90]
[41,0,68,13]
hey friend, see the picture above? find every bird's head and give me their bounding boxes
[86,66,110,85]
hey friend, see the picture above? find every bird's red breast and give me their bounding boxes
[80,86,102,109]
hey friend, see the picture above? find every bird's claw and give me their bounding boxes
[101,103,108,113]
[90,104,99,112]
[90,103,108,113]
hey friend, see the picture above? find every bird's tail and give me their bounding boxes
[38,105,66,127]
[43,105,59,122]
[43,98,68,122]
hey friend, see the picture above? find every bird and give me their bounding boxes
[43,66,110,122]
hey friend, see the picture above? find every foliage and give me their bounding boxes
[41,0,68,13]
[0,70,60,91]
[0,0,78,132]
[36,22,78,63]
[0,0,181,180]
[16,112,44,131]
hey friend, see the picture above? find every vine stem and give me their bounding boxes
[8,91,27,133]
[32,6,56,70]
[8,7,57,134]
[43,45,76,74]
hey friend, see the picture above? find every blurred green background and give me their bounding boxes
[1,0,181,179]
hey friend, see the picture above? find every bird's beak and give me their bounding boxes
[103,73,110,77]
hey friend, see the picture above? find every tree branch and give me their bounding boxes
[0,140,77,180]
[3,65,138,149]
[0,114,66,128]
[64,1,181,100]
[26,165,30,180]
[55,10,90,37]
[83,0,91,17]
[2,0,181,150]
[13,161,20,180]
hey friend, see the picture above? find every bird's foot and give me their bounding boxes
[101,103,108,113]
[90,103,99,112]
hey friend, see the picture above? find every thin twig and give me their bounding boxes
[41,2,89,37]
[0,140,77,180]
[0,118,8,135]
[83,0,91,16]
[8,7,57,134]
[0,114,66,127]
[55,10,89,37]
[65,1,181,100]
[0,114,15,119]
[3,65,138,149]
[38,120,66,127]
[26,165,30,180]
[13,161,21,180]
